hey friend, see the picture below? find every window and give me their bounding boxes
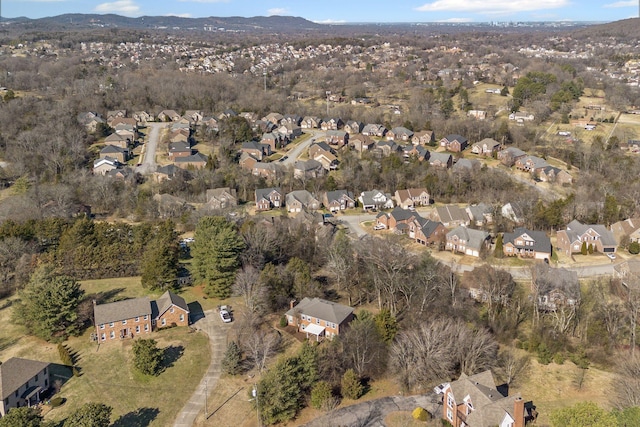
[144,315,148,320]
[100,324,105,330]
[144,324,149,332]
[122,319,127,325]
[447,408,453,421]
[109,322,114,327]
[447,394,454,408]
[170,308,174,313]
[136,325,140,333]
[135,317,139,322]
[110,331,115,339]
[101,333,106,341]
[316,318,320,324]
[180,314,184,322]
[35,374,38,382]
[161,318,166,326]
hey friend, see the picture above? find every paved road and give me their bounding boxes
[137,122,165,174]
[174,310,230,427]
[303,394,440,427]
[338,213,377,238]
[281,130,322,166]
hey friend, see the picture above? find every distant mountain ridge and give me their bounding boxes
[572,17,640,39]
[0,13,324,33]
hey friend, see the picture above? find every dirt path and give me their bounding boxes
[302,394,440,427]
[174,310,230,427]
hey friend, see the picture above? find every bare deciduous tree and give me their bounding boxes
[243,327,281,372]
[233,265,266,314]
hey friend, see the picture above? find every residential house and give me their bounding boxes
[359,190,394,211]
[436,205,470,227]
[93,291,189,343]
[349,135,375,154]
[239,152,258,171]
[184,110,203,124]
[107,109,127,121]
[301,116,322,129]
[412,130,435,145]
[614,259,640,289]
[169,129,190,144]
[375,140,401,157]
[255,187,283,211]
[0,358,50,417]
[153,164,181,183]
[174,152,208,169]
[285,297,355,340]
[509,112,535,123]
[251,162,280,180]
[498,147,527,167]
[376,207,421,232]
[323,190,356,212]
[326,130,348,146]
[467,109,487,120]
[428,152,453,168]
[439,134,469,152]
[218,109,237,120]
[294,159,325,180]
[452,158,480,173]
[402,145,429,161]
[446,226,490,257]
[309,141,335,159]
[132,111,154,125]
[263,112,284,124]
[411,217,447,247]
[201,116,219,130]
[77,111,105,133]
[261,132,286,151]
[441,370,527,427]
[362,123,387,137]
[281,114,302,126]
[111,117,138,133]
[99,145,129,163]
[205,188,237,210]
[93,157,120,175]
[241,141,271,161]
[106,167,134,180]
[611,218,640,245]
[515,155,549,173]
[501,202,525,225]
[466,203,494,226]
[557,219,617,255]
[169,141,192,159]
[387,127,414,142]
[321,118,343,131]
[538,166,572,185]
[158,110,182,122]
[394,188,430,209]
[104,132,130,149]
[533,263,580,311]
[277,123,302,140]
[309,142,338,170]
[286,190,321,213]
[344,120,363,134]
[503,227,551,260]
[471,138,501,156]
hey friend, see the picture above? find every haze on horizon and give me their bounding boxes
[1,0,638,24]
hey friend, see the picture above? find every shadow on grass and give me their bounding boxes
[49,363,74,391]
[162,345,184,370]
[0,337,19,352]
[111,407,160,427]
[188,301,204,323]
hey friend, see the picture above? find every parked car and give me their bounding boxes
[220,309,232,323]
[433,383,449,395]
[607,253,616,260]
[373,224,386,230]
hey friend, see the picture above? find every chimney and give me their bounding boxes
[514,397,525,427]
[290,299,297,309]
[92,299,97,306]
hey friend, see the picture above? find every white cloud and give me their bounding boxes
[178,0,229,3]
[20,0,68,2]
[94,0,140,15]
[415,0,570,14]
[438,17,473,22]
[267,8,290,16]
[312,19,347,24]
[166,13,192,18]
[603,1,636,8]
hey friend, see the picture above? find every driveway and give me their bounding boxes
[338,213,377,238]
[281,130,323,166]
[303,394,440,427]
[136,122,165,174]
[173,310,230,427]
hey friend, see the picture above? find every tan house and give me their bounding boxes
[285,297,355,340]
[446,226,490,257]
[286,190,320,213]
[412,130,435,145]
[0,358,50,417]
[104,132,130,149]
[394,188,430,209]
[93,157,120,175]
[471,138,501,156]
[205,187,237,210]
[93,291,189,343]
[323,190,356,212]
[99,145,128,163]
[503,228,551,260]
[557,220,617,255]
[441,370,527,427]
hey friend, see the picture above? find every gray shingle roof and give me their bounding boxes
[0,358,50,400]
[565,220,617,247]
[156,291,189,317]
[437,205,469,224]
[446,226,489,250]
[503,227,551,254]
[534,263,580,301]
[285,297,354,324]
[94,297,152,326]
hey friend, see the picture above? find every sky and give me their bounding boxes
[1,0,639,23]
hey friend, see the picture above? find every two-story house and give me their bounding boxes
[359,190,394,211]
[286,190,321,213]
[439,134,469,152]
[557,220,617,255]
[255,187,283,211]
[285,298,355,340]
[446,226,490,257]
[323,190,356,212]
[394,188,430,209]
[533,263,580,311]
[503,227,552,260]
[93,291,189,343]
[0,358,50,417]
[441,370,527,427]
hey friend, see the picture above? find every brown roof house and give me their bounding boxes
[557,219,617,255]
[394,188,430,209]
[497,147,526,167]
[412,130,435,145]
[503,228,551,260]
[294,159,325,180]
[174,152,208,169]
[0,358,50,417]
[441,370,527,427]
[387,126,414,142]
[446,226,490,257]
[93,291,189,343]
[285,297,355,341]
[471,138,501,156]
[376,207,422,233]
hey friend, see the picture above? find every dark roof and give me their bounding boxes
[534,263,580,300]
[156,164,180,176]
[325,190,354,204]
[565,220,617,247]
[437,205,469,224]
[416,217,444,238]
[94,297,152,325]
[174,152,208,164]
[255,187,282,202]
[0,358,50,400]
[156,291,189,317]
[285,297,354,324]
[100,145,126,154]
[390,206,419,222]
[445,134,468,144]
[503,227,551,253]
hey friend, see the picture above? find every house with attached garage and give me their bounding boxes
[441,370,528,427]
[394,188,430,209]
[359,190,394,211]
[556,219,617,256]
[255,187,283,211]
[532,263,580,311]
[439,134,469,152]
[502,227,551,260]
[436,205,470,228]
[0,358,50,417]
[286,190,321,213]
[285,298,355,341]
[471,138,502,156]
[323,190,356,212]
[93,291,189,343]
[446,226,490,257]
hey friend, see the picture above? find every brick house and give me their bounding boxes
[169,141,192,159]
[93,291,189,343]
[533,263,580,311]
[205,187,238,210]
[323,190,356,212]
[376,207,421,232]
[429,152,453,169]
[439,134,469,152]
[557,219,617,255]
[0,358,50,417]
[471,138,502,156]
[412,130,435,145]
[394,188,430,209]
[446,226,490,257]
[387,126,414,142]
[497,147,526,167]
[410,217,447,247]
[99,145,129,163]
[174,153,208,169]
[503,227,551,260]
[255,187,283,211]
[436,205,470,228]
[285,297,355,341]
[286,190,321,213]
[441,370,526,427]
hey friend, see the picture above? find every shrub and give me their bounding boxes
[310,381,335,411]
[222,341,242,375]
[279,316,288,328]
[50,397,65,407]
[629,242,640,255]
[537,343,553,365]
[132,338,163,376]
[553,353,565,365]
[341,369,364,400]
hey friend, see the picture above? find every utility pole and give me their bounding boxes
[326,91,331,117]
[204,379,208,418]
[253,384,261,427]
[263,72,267,92]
